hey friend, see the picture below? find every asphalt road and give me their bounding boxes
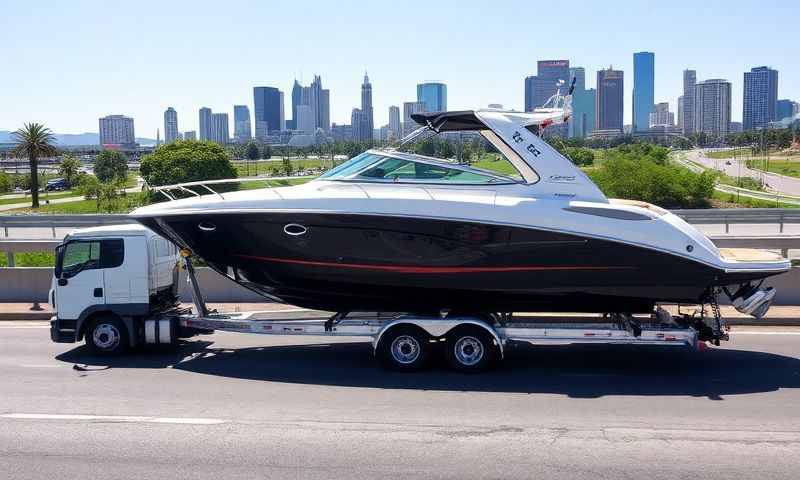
[2,322,800,479]
[690,149,800,197]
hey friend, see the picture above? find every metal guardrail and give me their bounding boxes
[672,209,800,234]
[0,214,131,238]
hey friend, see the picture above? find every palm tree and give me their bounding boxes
[12,123,57,208]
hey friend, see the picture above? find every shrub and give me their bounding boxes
[139,140,237,195]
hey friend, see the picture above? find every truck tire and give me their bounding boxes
[377,326,431,371]
[444,326,497,373]
[85,315,130,356]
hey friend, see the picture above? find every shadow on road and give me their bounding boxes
[56,339,800,399]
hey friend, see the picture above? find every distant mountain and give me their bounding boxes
[0,130,156,146]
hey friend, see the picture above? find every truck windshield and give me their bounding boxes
[54,239,125,278]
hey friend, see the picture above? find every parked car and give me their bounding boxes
[45,178,69,191]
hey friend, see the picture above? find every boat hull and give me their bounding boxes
[135,212,751,313]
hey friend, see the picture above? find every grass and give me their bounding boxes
[470,153,523,177]
[0,251,55,267]
[0,191,80,206]
[757,159,800,178]
[711,190,800,209]
[5,192,148,214]
[705,148,752,159]
[233,159,326,177]
[239,177,313,190]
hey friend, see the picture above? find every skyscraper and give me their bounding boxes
[682,70,696,134]
[569,67,595,138]
[524,60,570,111]
[694,79,731,137]
[743,66,778,130]
[632,52,655,132]
[296,104,315,132]
[99,115,135,145]
[289,79,302,131]
[777,99,795,121]
[388,105,401,140]
[183,131,196,141]
[649,102,674,127]
[163,107,178,143]
[403,101,426,136]
[351,108,366,142]
[210,113,229,144]
[596,67,624,132]
[253,86,284,140]
[677,96,684,130]
[360,73,374,141]
[233,105,251,142]
[199,107,212,141]
[416,82,447,112]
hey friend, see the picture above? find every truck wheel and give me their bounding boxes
[444,327,498,373]
[377,326,431,371]
[85,316,130,356]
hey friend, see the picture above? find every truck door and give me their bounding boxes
[54,239,124,320]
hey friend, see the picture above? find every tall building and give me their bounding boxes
[416,82,447,112]
[163,107,178,143]
[351,108,367,142]
[289,79,302,131]
[743,66,778,131]
[777,99,795,121]
[694,78,731,137]
[99,115,135,145]
[253,86,284,140]
[632,52,655,132]
[233,105,251,143]
[199,107,212,141]
[388,105,401,140]
[569,67,595,138]
[183,131,196,141]
[677,95,684,130]
[403,101,426,136]
[359,73,374,141]
[596,67,624,132]
[295,104,315,132]
[524,60,570,111]
[649,102,674,127]
[210,113,229,144]
[682,70,696,134]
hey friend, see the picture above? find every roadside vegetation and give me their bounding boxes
[0,251,54,267]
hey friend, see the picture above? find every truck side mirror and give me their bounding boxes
[58,278,68,286]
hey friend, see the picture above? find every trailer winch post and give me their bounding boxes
[181,249,208,317]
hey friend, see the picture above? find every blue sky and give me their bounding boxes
[1,0,797,136]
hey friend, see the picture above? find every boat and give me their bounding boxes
[129,94,789,319]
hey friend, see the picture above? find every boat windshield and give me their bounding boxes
[317,152,518,184]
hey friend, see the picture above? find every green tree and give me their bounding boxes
[77,175,101,199]
[0,172,11,193]
[58,155,82,188]
[140,140,237,190]
[282,157,294,176]
[12,123,58,208]
[262,144,272,159]
[245,142,260,161]
[94,150,129,183]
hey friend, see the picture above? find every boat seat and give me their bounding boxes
[718,248,784,263]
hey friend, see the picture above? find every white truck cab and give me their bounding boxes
[50,224,179,353]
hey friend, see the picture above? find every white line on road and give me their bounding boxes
[1,413,226,425]
[730,331,800,335]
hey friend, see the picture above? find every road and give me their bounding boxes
[688,149,800,197]
[2,322,800,479]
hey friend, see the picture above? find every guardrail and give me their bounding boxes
[671,208,800,233]
[0,214,130,238]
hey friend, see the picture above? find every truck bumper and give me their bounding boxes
[50,316,78,343]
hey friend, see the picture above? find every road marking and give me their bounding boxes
[1,413,226,425]
[730,331,800,335]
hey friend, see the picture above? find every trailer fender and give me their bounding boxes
[373,318,504,359]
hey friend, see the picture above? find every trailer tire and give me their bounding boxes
[444,326,497,373]
[85,315,130,356]
[377,325,431,371]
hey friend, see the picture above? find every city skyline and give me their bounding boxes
[1,1,798,136]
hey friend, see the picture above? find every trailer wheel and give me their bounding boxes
[85,315,130,356]
[377,326,431,371]
[444,327,497,373]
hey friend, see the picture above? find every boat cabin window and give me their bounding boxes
[318,152,516,184]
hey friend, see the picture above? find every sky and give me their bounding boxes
[1,0,797,137]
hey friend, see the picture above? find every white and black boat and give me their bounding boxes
[130,104,789,318]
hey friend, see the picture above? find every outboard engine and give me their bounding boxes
[726,283,776,319]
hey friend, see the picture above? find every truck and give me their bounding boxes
[50,225,724,372]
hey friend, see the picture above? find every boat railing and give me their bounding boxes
[145,175,316,201]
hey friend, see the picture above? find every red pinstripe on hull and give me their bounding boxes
[234,254,635,274]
